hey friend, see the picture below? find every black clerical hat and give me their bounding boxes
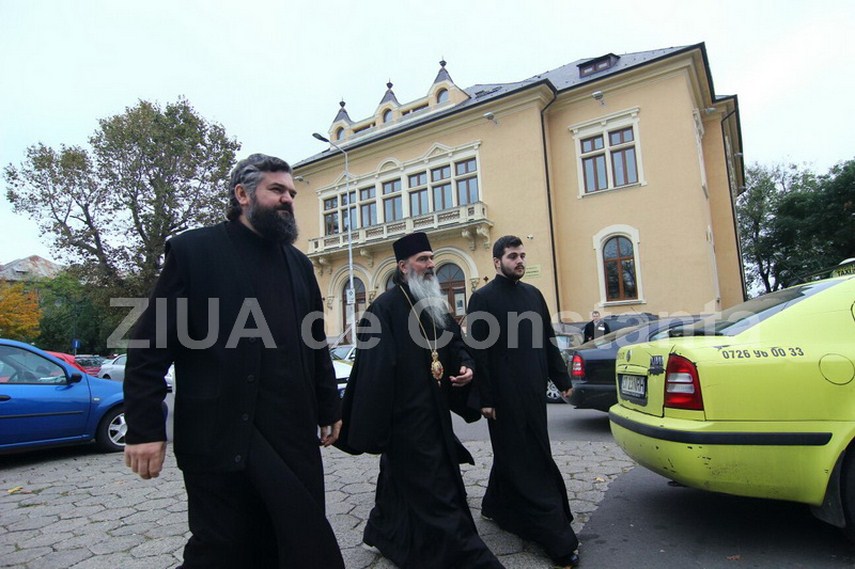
[393,232,432,261]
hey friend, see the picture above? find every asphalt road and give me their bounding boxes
[539,403,855,568]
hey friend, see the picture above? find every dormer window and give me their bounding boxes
[335,127,344,141]
[436,89,449,104]
[579,54,619,77]
[382,109,393,123]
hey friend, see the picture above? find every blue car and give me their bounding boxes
[0,339,127,453]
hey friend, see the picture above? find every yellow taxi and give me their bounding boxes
[609,274,855,538]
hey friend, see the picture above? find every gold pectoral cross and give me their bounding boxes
[431,350,444,385]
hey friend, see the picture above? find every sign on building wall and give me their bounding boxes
[524,264,542,279]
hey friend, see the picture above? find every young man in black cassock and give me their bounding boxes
[466,235,580,568]
[338,231,504,569]
[123,154,344,568]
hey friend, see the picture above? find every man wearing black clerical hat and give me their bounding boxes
[337,231,504,568]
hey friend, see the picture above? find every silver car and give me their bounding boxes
[99,355,174,392]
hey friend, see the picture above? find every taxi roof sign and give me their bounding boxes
[831,258,855,278]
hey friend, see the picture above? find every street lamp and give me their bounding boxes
[312,132,356,343]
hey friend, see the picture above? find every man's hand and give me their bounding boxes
[125,441,167,480]
[449,365,473,387]
[481,407,496,420]
[319,420,342,447]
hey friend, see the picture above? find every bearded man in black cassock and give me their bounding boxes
[466,235,580,568]
[337,231,504,569]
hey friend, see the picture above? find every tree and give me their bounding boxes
[736,160,854,294]
[4,98,240,297]
[736,162,818,293]
[0,282,41,342]
[35,272,104,354]
[816,159,855,263]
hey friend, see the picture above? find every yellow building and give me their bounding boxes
[292,43,745,340]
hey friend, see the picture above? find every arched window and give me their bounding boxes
[436,89,449,104]
[436,263,466,318]
[385,273,397,291]
[382,109,393,123]
[335,127,344,141]
[341,277,367,342]
[603,236,637,301]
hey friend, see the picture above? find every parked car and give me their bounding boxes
[46,351,88,373]
[542,332,584,403]
[74,354,105,376]
[546,315,656,403]
[333,359,353,398]
[330,344,356,362]
[567,317,701,411]
[0,339,127,453]
[98,354,174,392]
[98,354,127,381]
[609,275,855,539]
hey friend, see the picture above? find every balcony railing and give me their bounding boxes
[308,201,491,258]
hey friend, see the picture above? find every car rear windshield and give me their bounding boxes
[677,279,844,337]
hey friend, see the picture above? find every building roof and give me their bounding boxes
[0,255,63,281]
[297,44,717,168]
[378,81,400,106]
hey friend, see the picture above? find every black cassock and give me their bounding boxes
[337,284,503,569]
[466,275,578,563]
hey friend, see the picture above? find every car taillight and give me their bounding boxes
[570,354,585,379]
[664,354,703,410]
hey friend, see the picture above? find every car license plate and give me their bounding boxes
[620,374,646,399]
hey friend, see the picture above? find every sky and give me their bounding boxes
[1,0,853,266]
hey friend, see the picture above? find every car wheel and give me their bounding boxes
[842,450,855,543]
[102,374,111,379]
[545,380,564,404]
[96,406,126,452]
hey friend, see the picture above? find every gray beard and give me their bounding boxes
[407,271,449,328]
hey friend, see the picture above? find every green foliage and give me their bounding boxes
[4,98,241,297]
[737,160,855,293]
[34,271,107,353]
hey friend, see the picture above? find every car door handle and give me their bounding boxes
[0,395,10,401]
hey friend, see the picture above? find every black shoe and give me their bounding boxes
[553,552,580,568]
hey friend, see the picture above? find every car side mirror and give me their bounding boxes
[68,372,83,384]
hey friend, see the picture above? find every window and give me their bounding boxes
[382,179,403,221]
[324,212,339,235]
[436,89,449,104]
[609,128,638,187]
[433,184,452,210]
[383,109,393,123]
[436,263,466,318]
[0,346,65,384]
[382,180,401,195]
[431,166,453,211]
[579,54,619,77]
[335,127,344,141]
[318,146,481,234]
[384,196,403,221]
[603,236,637,301]
[410,189,429,216]
[323,191,356,236]
[572,110,643,195]
[455,158,479,205]
[431,166,450,182]
[581,135,607,192]
[359,187,377,227]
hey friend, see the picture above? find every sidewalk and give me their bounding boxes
[0,441,634,568]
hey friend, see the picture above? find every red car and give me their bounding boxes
[74,355,104,376]
[46,352,88,373]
